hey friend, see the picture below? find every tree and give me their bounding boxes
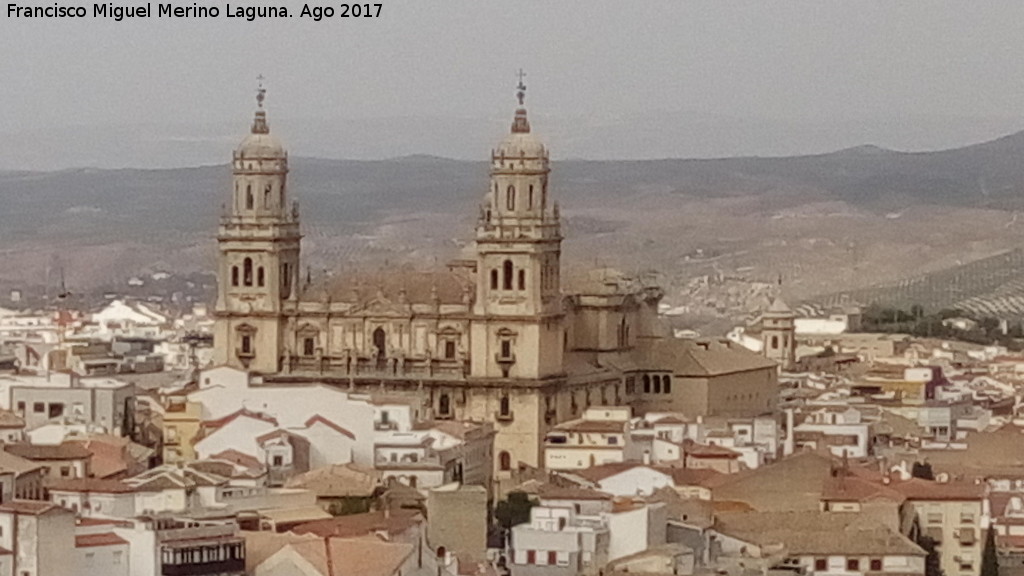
[981,527,999,576]
[918,535,944,576]
[912,461,935,480]
[494,491,535,531]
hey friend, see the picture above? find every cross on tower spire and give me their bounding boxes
[256,74,267,109]
[515,69,526,106]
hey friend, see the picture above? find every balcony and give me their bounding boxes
[495,410,514,422]
[160,534,245,576]
[495,353,516,365]
[162,558,245,576]
[374,421,398,431]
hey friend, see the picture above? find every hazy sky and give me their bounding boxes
[4,1,1024,167]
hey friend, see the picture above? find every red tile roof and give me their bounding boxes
[291,509,422,539]
[0,500,65,516]
[76,533,128,548]
[890,478,986,501]
[5,442,91,461]
[206,449,263,472]
[304,415,355,439]
[48,478,135,494]
[203,408,278,429]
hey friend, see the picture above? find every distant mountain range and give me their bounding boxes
[5,128,1024,314]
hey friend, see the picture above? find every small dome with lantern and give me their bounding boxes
[235,80,286,160]
[494,73,547,161]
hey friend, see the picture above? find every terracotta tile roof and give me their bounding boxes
[570,462,721,487]
[290,509,422,539]
[709,452,835,511]
[75,532,128,548]
[668,468,723,486]
[889,478,986,501]
[821,474,906,503]
[255,429,294,445]
[203,408,278,429]
[281,538,414,576]
[653,416,690,425]
[529,483,613,501]
[0,411,24,429]
[284,463,380,498]
[304,415,355,439]
[204,450,264,473]
[0,500,65,516]
[324,268,473,306]
[76,517,131,527]
[646,486,715,528]
[638,338,778,376]
[715,510,925,556]
[70,436,149,479]
[683,440,741,459]
[0,449,42,475]
[4,442,91,461]
[48,478,135,494]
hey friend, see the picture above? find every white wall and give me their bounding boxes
[75,543,129,576]
[193,415,278,461]
[190,379,375,466]
[597,467,674,497]
[605,506,648,561]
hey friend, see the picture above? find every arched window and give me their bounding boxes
[231,266,239,287]
[256,267,265,287]
[303,337,315,356]
[498,451,511,471]
[243,258,253,286]
[500,395,511,417]
[518,270,526,291]
[263,184,272,208]
[663,375,672,394]
[528,185,534,209]
[245,185,254,210]
[643,374,651,393]
[506,185,516,211]
[503,260,514,290]
[490,269,498,290]
[653,375,662,394]
[771,335,779,349]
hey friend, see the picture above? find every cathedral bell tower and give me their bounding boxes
[213,79,302,373]
[470,72,564,380]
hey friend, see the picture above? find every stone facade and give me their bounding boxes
[213,82,780,476]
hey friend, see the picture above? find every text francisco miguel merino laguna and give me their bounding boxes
[7,3,325,21]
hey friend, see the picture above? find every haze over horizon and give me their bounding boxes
[6,1,1024,169]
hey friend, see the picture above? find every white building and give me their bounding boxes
[509,499,666,575]
[544,407,632,471]
[190,366,375,466]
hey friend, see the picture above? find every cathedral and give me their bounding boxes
[213,79,781,474]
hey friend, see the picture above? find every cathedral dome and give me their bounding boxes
[235,129,285,159]
[495,127,546,159]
